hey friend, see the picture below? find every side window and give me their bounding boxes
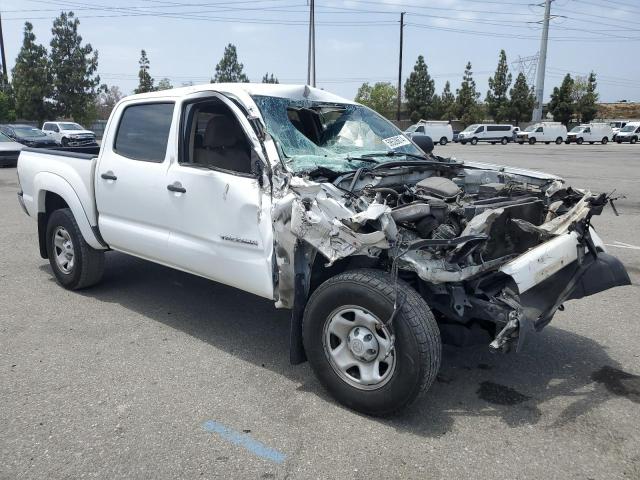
[52,125,60,133]
[416,126,424,133]
[114,103,174,162]
[636,127,640,133]
[475,126,484,133]
[536,127,543,133]
[43,124,52,131]
[181,99,252,175]
[584,127,590,133]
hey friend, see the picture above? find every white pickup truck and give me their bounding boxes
[17,84,630,415]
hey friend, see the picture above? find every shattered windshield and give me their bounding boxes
[251,95,424,173]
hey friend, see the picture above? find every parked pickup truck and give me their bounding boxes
[17,84,630,415]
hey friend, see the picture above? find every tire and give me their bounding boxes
[501,137,508,145]
[577,138,584,145]
[602,137,608,144]
[490,142,495,145]
[61,137,69,147]
[518,141,524,145]
[46,208,104,290]
[631,137,638,144]
[439,137,448,146]
[529,137,536,145]
[470,137,478,145]
[555,137,563,145]
[302,269,441,416]
[565,140,571,144]
[545,141,550,145]
[589,142,594,145]
[460,140,467,145]
[617,139,622,144]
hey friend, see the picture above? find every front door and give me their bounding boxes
[164,93,274,299]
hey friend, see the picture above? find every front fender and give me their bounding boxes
[33,172,105,250]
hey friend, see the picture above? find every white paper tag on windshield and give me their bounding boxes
[382,135,411,149]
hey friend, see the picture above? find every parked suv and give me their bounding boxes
[0,124,58,148]
[42,121,97,147]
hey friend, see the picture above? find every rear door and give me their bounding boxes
[95,100,176,262]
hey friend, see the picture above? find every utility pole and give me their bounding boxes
[307,0,316,87]
[0,11,8,85]
[396,12,405,121]
[532,0,551,121]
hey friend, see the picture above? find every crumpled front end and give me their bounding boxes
[271,159,630,352]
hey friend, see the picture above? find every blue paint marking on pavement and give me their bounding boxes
[202,420,286,464]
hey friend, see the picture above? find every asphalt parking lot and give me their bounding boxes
[1,143,639,479]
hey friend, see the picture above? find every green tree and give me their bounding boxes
[212,44,249,83]
[0,89,16,122]
[261,72,279,84]
[548,73,574,125]
[404,55,435,122]
[486,49,512,122]
[157,77,173,91]
[49,12,100,124]
[455,61,483,126]
[11,22,51,123]
[508,72,535,125]
[134,50,155,94]
[574,72,598,123]
[355,82,397,118]
[439,81,456,121]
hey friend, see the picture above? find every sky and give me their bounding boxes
[1,0,639,103]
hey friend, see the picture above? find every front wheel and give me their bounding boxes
[529,137,537,145]
[577,138,584,144]
[631,137,638,144]
[61,137,69,147]
[46,208,105,290]
[302,269,441,416]
[470,137,478,145]
[439,137,448,146]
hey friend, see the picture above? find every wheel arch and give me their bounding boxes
[288,241,382,365]
[34,173,106,257]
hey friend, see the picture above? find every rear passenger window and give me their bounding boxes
[114,103,174,162]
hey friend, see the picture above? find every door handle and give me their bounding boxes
[101,171,117,181]
[167,182,186,193]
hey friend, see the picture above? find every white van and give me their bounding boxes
[457,124,515,145]
[566,123,613,144]
[615,121,640,144]
[609,120,627,138]
[516,122,567,145]
[405,120,453,145]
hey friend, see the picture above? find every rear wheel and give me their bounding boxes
[470,137,478,145]
[439,137,448,146]
[529,137,537,145]
[555,137,563,145]
[46,208,104,290]
[501,137,509,145]
[602,137,608,144]
[302,269,441,416]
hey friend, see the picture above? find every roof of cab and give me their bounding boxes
[122,83,355,105]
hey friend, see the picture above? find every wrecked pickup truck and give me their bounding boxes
[17,84,630,415]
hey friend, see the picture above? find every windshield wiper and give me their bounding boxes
[360,151,427,161]
[346,154,379,164]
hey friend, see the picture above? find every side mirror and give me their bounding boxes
[412,134,434,154]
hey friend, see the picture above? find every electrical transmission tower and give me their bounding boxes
[512,53,539,89]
